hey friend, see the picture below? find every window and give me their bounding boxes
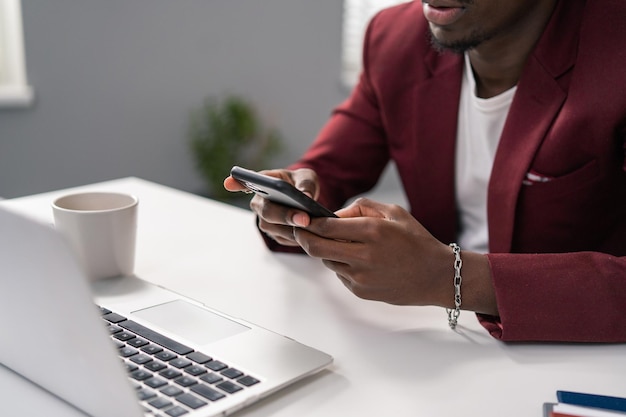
[0,0,33,107]
[341,0,409,88]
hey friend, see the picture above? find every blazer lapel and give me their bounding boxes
[410,51,463,243]
[487,0,583,253]
[488,62,567,253]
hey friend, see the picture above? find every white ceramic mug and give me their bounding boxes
[52,192,138,281]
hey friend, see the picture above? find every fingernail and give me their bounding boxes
[292,213,308,227]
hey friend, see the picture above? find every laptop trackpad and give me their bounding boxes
[132,300,250,345]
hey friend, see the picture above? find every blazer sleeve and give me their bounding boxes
[479,215,626,342]
[287,77,390,212]
[261,73,390,252]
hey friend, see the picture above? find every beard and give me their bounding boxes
[423,0,484,54]
[428,27,494,54]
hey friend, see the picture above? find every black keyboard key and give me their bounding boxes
[155,351,177,362]
[159,369,182,380]
[113,331,136,342]
[137,388,157,401]
[205,360,227,371]
[190,384,225,402]
[103,312,126,323]
[100,307,111,315]
[127,338,149,348]
[160,385,183,397]
[165,405,188,416]
[170,358,192,369]
[144,361,167,372]
[200,373,223,384]
[186,351,212,364]
[130,369,152,381]
[216,380,242,394]
[119,347,138,357]
[176,393,207,410]
[221,368,243,379]
[130,354,153,365]
[185,365,207,376]
[142,344,163,355]
[174,376,197,387]
[148,396,172,410]
[118,320,193,355]
[144,376,168,389]
[237,375,260,387]
[107,325,122,334]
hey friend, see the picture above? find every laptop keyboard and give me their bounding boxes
[100,307,261,416]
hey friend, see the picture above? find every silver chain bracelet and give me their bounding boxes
[446,243,463,329]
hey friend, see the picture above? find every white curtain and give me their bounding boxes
[341,0,410,87]
[0,0,33,107]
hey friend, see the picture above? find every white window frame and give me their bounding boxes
[0,0,33,107]
[341,0,409,88]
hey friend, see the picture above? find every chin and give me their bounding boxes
[428,28,486,54]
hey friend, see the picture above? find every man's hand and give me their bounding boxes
[293,198,497,314]
[224,168,321,247]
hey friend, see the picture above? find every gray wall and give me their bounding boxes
[0,0,354,198]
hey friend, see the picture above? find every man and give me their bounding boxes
[225,0,626,342]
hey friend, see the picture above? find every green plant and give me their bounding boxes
[188,95,283,202]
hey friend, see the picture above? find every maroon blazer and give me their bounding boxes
[286,0,626,342]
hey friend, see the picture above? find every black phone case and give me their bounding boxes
[230,166,337,218]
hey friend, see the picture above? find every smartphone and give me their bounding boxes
[230,166,337,218]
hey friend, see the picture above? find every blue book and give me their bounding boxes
[557,391,626,413]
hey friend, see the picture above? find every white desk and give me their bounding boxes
[1,177,624,417]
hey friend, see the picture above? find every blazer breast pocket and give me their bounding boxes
[521,159,600,197]
[513,159,620,252]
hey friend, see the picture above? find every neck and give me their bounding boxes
[469,0,558,98]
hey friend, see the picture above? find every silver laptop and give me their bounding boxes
[0,206,332,417]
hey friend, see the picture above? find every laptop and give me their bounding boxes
[0,206,333,417]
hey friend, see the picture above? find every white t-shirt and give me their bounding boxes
[455,54,517,253]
